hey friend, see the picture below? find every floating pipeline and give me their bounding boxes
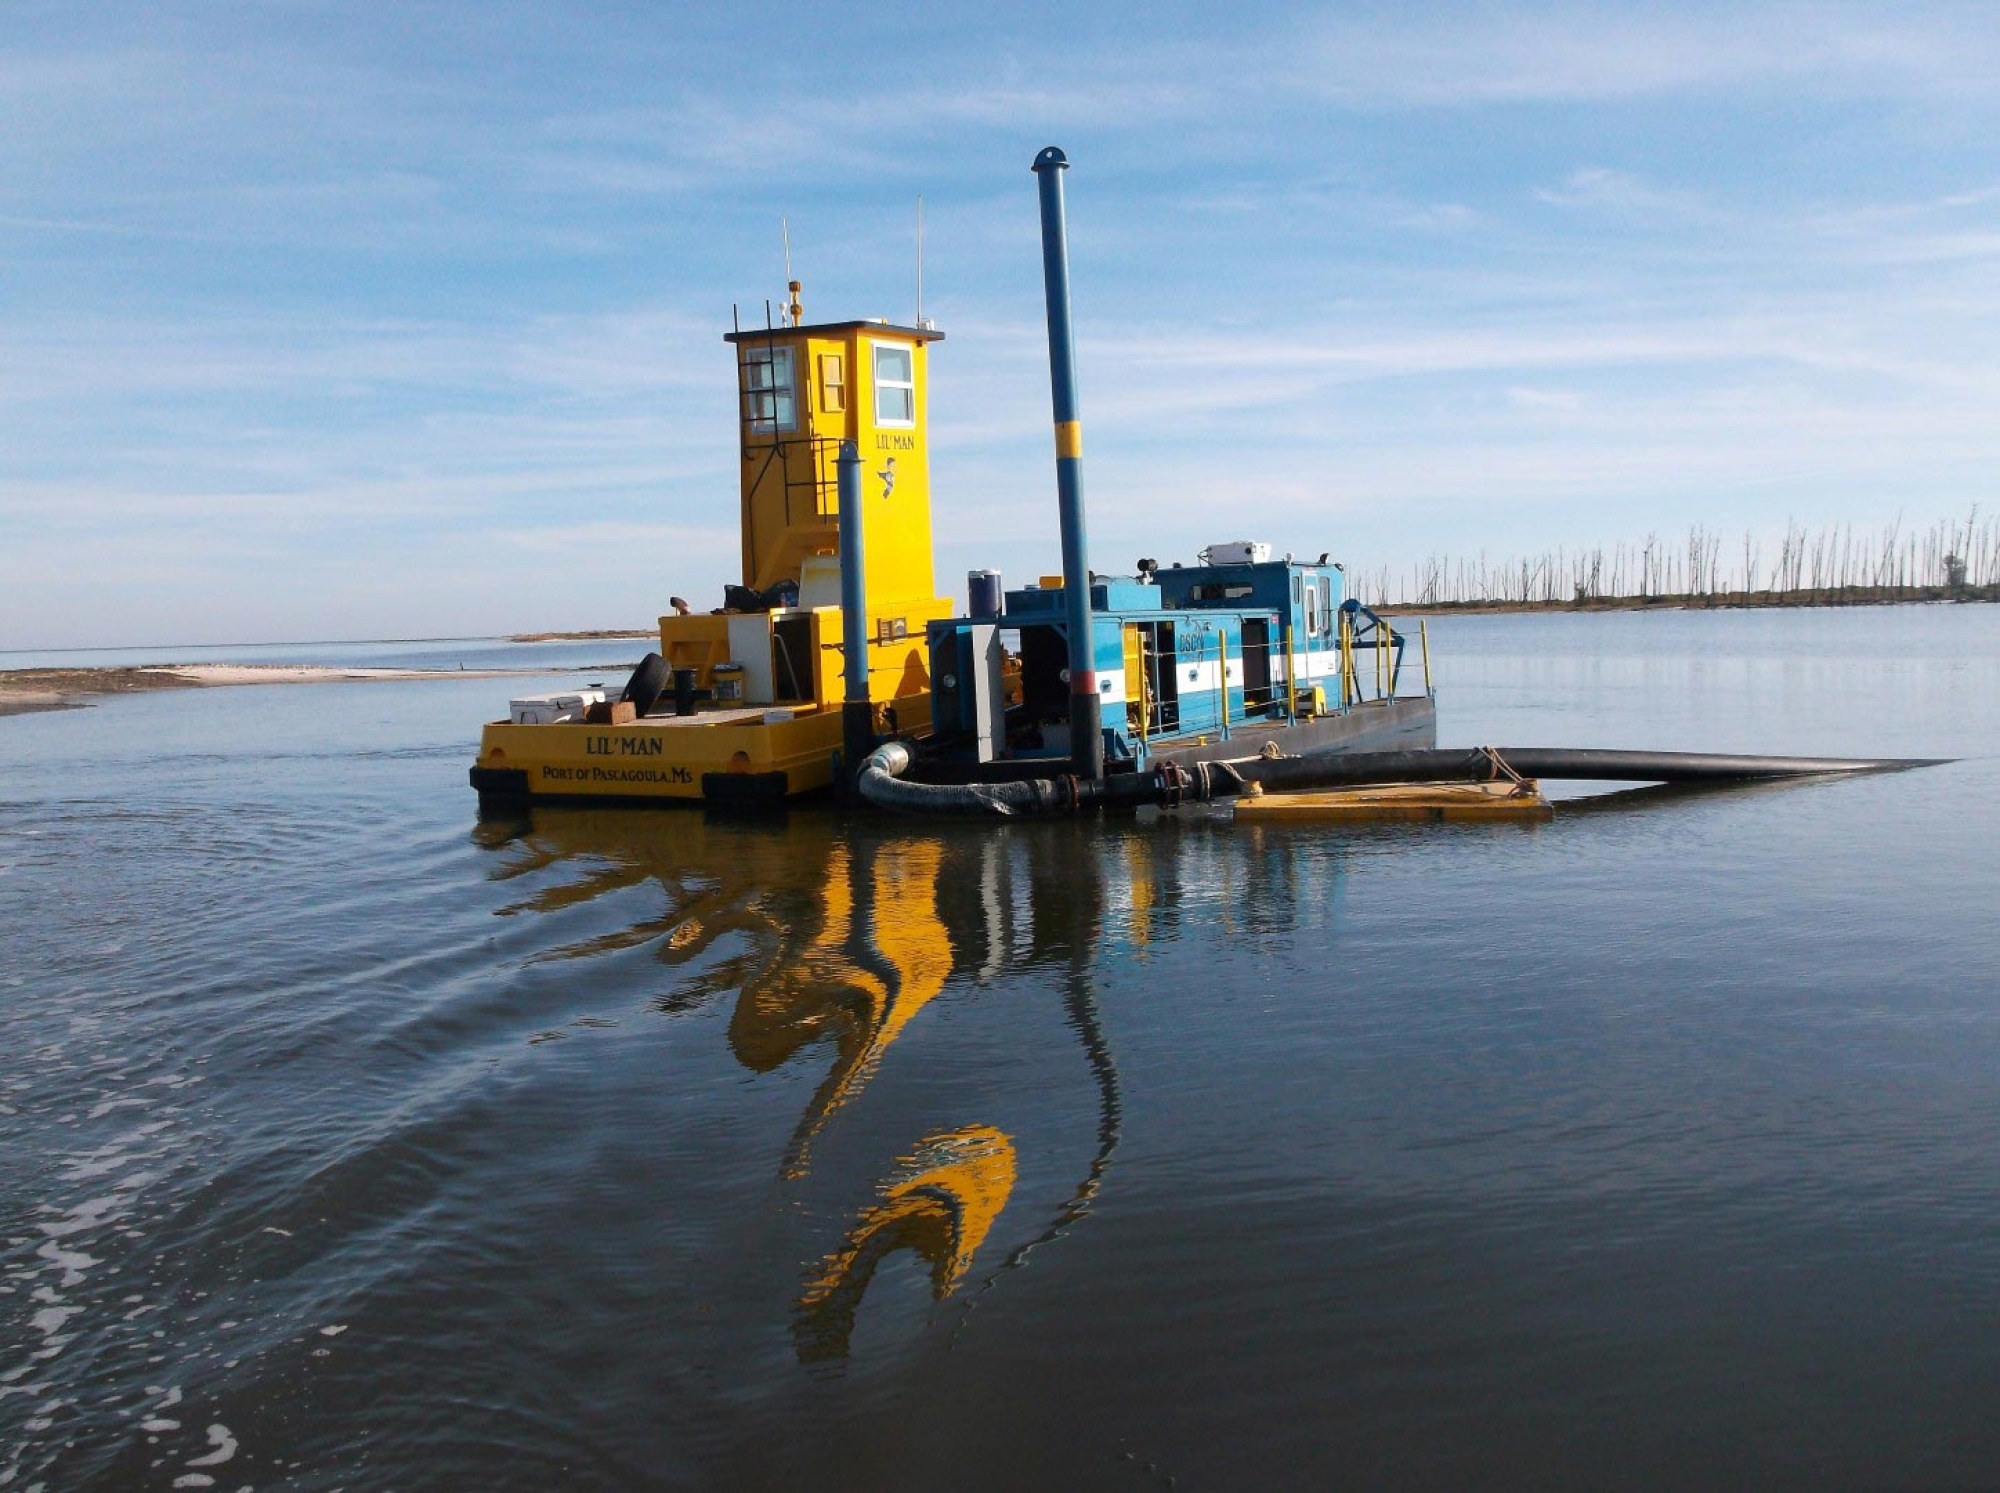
[855,740,1950,818]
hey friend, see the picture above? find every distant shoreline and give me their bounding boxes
[515,587,1999,638]
[0,664,535,719]
[1384,585,1997,617]
[9,591,1991,718]
[508,629,656,643]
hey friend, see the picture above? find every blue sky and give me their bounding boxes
[5,1,1997,647]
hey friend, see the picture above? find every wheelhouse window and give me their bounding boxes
[1303,579,1321,637]
[873,343,915,427]
[742,345,797,434]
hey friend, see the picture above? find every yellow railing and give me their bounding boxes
[1284,626,1298,720]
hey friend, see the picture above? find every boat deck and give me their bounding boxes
[1146,695,1436,768]
[584,704,820,729]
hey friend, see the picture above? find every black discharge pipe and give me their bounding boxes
[857,742,1077,816]
[1231,746,1945,793]
[856,741,1948,818]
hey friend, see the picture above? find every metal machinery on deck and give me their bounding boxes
[922,562,1433,780]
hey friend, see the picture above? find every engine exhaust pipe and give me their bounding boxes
[1032,145,1103,782]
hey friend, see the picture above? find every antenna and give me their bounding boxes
[916,194,925,327]
[781,217,802,325]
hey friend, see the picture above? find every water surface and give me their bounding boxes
[3,606,1996,1488]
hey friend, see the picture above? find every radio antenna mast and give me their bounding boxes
[781,217,802,325]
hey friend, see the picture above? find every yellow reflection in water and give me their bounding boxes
[729,838,953,1175]
[482,813,1262,1358]
[487,812,960,1174]
[794,1124,1018,1363]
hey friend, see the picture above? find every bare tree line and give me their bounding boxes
[1355,509,1999,610]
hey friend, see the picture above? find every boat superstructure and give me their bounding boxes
[919,553,1434,787]
[472,309,959,805]
[471,149,1437,813]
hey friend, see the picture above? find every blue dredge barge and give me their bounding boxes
[918,554,1433,786]
[909,144,1434,795]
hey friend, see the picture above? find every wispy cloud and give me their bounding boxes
[1533,168,1715,222]
[1285,5,2000,107]
[5,2,2000,645]
[1505,385,1587,414]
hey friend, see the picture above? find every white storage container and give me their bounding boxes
[508,689,608,725]
[1203,540,1272,566]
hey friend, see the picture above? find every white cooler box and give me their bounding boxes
[509,689,608,724]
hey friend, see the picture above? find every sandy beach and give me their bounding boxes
[0,663,529,718]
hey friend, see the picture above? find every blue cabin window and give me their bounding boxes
[1304,579,1321,637]
[742,346,797,434]
[874,344,915,427]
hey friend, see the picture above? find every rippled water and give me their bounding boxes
[3,607,1996,1489]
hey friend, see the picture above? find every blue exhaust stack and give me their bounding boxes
[1031,145,1104,782]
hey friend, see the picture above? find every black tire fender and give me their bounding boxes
[622,652,669,717]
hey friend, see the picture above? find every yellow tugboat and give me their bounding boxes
[471,302,958,806]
